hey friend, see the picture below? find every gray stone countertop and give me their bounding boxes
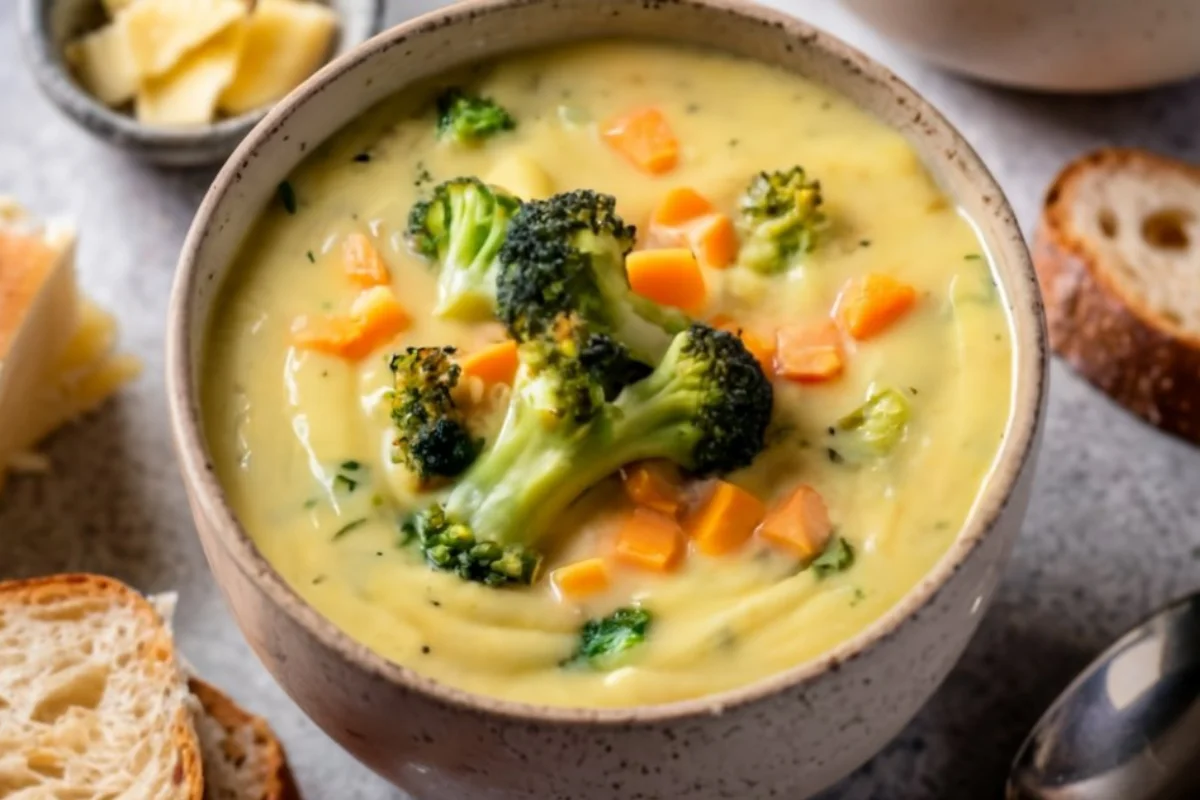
[3,2,1199,798]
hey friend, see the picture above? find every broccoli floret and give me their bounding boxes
[389,347,479,484]
[436,88,516,144]
[404,323,772,586]
[736,167,826,274]
[811,536,855,578]
[405,177,521,320]
[496,190,689,367]
[567,606,653,669]
[835,387,910,461]
[402,505,540,586]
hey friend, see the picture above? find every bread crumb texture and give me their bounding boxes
[0,575,202,799]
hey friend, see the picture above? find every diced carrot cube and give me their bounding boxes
[292,286,411,361]
[651,187,715,227]
[775,319,844,383]
[758,485,833,560]
[614,509,684,571]
[837,274,917,340]
[601,107,679,175]
[692,213,738,269]
[343,232,392,287]
[460,340,519,388]
[627,248,706,314]
[552,558,611,599]
[685,481,766,556]
[622,461,683,516]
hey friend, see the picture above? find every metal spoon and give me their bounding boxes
[1007,592,1200,800]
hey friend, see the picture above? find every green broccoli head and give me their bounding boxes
[496,190,688,365]
[405,177,521,320]
[435,88,516,144]
[611,323,774,476]
[417,322,771,582]
[567,606,653,668]
[402,504,540,586]
[736,167,826,274]
[518,312,653,422]
[389,347,479,484]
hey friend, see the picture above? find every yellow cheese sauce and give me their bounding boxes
[202,41,1013,708]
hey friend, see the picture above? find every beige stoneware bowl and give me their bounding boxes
[167,1,1048,797]
[842,0,1200,93]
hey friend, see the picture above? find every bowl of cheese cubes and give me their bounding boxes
[19,0,384,166]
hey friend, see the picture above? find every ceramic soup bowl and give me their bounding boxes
[841,0,1200,93]
[167,1,1048,796]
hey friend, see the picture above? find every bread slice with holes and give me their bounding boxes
[0,574,300,800]
[0,574,204,798]
[190,677,301,800]
[1035,147,1200,443]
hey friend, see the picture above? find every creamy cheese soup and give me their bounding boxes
[203,41,1013,708]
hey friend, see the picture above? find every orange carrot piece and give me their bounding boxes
[837,274,917,340]
[692,213,738,269]
[614,509,684,571]
[460,340,519,388]
[774,320,845,383]
[552,558,611,599]
[343,232,392,287]
[651,187,715,227]
[622,460,683,516]
[758,485,833,560]
[626,248,706,314]
[685,481,766,557]
[292,286,411,361]
[601,107,679,175]
[713,319,777,377]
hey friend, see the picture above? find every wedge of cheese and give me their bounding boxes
[137,22,246,126]
[0,201,140,488]
[123,0,246,80]
[218,0,338,116]
[65,17,140,107]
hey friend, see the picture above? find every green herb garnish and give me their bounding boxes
[332,518,368,541]
[277,181,297,214]
[333,474,358,493]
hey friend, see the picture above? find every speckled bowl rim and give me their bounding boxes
[168,0,1048,726]
[16,0,387,153]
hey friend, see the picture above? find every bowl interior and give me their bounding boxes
[21,0,385,163]
[169,0,1046,721]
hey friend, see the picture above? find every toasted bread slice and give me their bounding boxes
[1036,147,1200,443]
[190,678,300,800]
[0,574,204,799]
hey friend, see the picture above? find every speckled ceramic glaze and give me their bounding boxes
[166,1,1047,796]
[18,0,385,167]
[842,0,1200,93]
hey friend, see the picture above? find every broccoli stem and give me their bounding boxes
[442,345,712,549]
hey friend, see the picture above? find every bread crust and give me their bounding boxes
[0,573,205,799]
[189,677,301,800]
[1036,147,1200,444]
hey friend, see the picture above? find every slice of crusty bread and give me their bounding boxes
[0,574,204,799]
[190,678,300,800]
[1036,147,1200,443]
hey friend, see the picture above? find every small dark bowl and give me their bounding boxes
[18,0,386,167]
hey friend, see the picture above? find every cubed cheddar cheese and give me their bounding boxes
[124,0,247,80]
[66,19,140,107]
[218,0,339,116]
[137,22,246,127]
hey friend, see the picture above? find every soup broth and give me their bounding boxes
[203,41,1013,708]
